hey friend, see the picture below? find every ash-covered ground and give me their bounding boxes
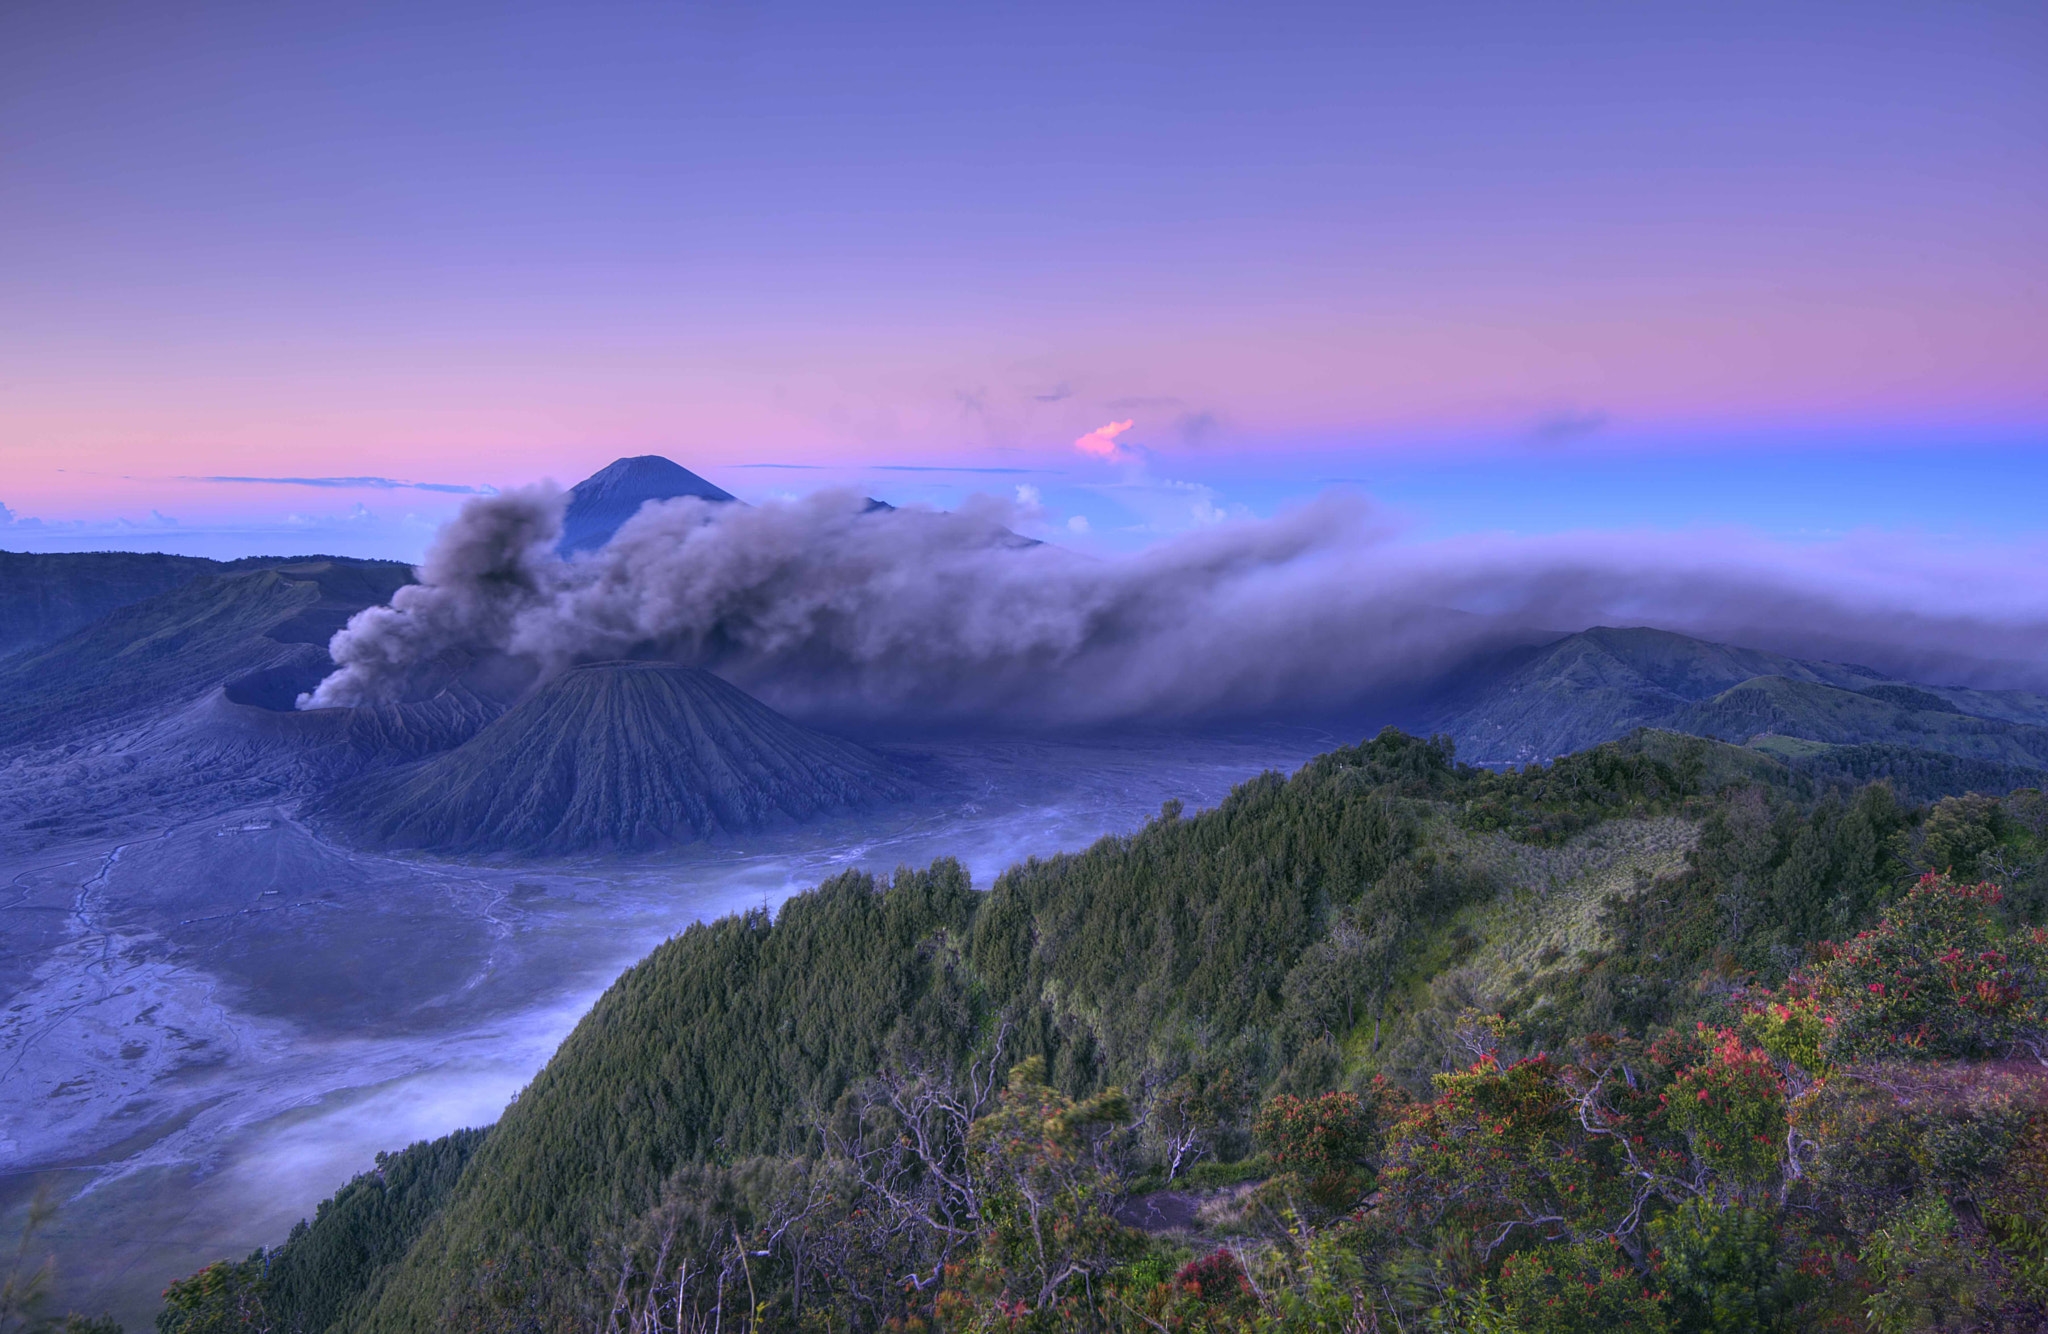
[0,728,1333,1329]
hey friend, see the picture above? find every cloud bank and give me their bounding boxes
[196,475,495,494]
[300,486,2048,727]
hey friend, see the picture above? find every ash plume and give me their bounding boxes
[302,487,2048,724]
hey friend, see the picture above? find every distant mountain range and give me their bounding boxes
[7,461,2046,857]
[1421,625,2048,794]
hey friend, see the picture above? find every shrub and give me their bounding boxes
[1489,1239,1669,1334]
[1802,873,2048,1064]
[1982,1114,2048,1303]
[1738,992,1828,1075]
[1648,1198,1811,1334]
[1860,1193,1994,1334]
[1174,1249,1252,1307]
[1252,1087,1391,1211]
[1660,1028,1787,1187]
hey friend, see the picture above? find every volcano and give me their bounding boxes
[319,660,912,853]
[557,455,737,556]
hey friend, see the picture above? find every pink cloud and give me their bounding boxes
[1074,420,1135,460]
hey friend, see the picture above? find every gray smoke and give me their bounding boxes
[302,486,2048,723]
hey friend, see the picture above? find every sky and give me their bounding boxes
[1,0,2044,561]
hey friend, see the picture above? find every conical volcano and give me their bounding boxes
[320,661,911,853]
[558,456,737,556]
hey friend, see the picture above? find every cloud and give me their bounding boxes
[299,486,2048,727]
[1067,515,1091,534]
[873,465,1041,474]
[1116,477,1237,531]
[1074,420,1137,461]
[194,475,495,495]
[1033,384,1073,403]
[1529,409,1610,446]
[0,501,83,533]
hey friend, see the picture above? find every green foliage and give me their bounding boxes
[945,1060,1137,1326]
[1803,872,2048,1063]
[1481,1239,1668,1334]
[1860,1194,1994,1334]
[156,1253,269,1334]
[148,1130,482,1334]
[1647,1199,1809,1334]
[1782,743,2048,806]
[1563,780,1914,1041]
[1738,995,1828,1075]
[1382,1049,1664,1259]
[1252,1085,1401,1213]
[968,728,1462,1096]
[354,860,983,1331]
[149,728,2048,1333]
[1454,731,1722,847]
[271,1129,485,1332]
[1659,1028,1786,1187]
[1981,1115,2048,1302]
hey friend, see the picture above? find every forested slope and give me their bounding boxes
[157,729,2048,1333]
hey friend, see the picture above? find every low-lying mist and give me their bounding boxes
[301,486,2048,724]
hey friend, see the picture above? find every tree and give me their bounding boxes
[941,1058,1135,1327]
[1252,1083,1403,1214]
[156,1253,271,1333]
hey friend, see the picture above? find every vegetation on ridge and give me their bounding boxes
[152,729,2048,1332]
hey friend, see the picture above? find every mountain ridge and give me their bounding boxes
[1427,624,2048,777]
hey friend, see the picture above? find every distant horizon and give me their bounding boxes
[4,1,2043,559]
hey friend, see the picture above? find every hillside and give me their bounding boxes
[1429,625,1886,762]
[1432,625,2048,788]
[318,660,914,854]
[0,557,413,748]
[0,549,221,659]
[151,725,2048,1333]
[1679,673,2048,765]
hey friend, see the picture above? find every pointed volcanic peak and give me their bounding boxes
[558,455,738,556]
[319,660,914,854]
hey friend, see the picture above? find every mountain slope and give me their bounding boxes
[557,455,736,556]
[320,660,913,854]
[327,727,2010,1334]
[0,557,413,747]
[1431,626,1889,763]
[1678,675,2048,766]
[1427,625,2048,781]
[0,550,222,659]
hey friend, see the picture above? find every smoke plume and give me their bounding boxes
[301,487,2048,725]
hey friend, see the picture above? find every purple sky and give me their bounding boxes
[1,0,2043,558]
